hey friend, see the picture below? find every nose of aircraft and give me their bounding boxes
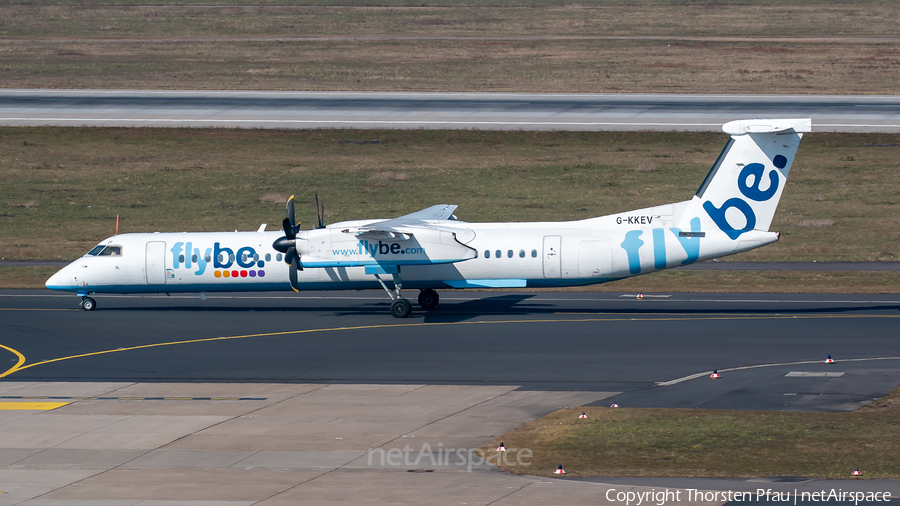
[45,271,60,289]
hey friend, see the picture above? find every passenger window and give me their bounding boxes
[507,250,513,258]
[241,252,249,263]
[192,254,198,263]
[229,253,235,263]
[276,253,283,262]
[178,254,185,263]
[519,249,525,258]
[253,253,259,262]
[495,250,501,259]
[205,254,211,262]
[484,250,491,258]
[531,249,538,258]
[265,253,271,262]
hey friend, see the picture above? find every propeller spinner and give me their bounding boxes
[272,195,302,292]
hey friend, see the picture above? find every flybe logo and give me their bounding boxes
[702,157,785,240]
[170,242,266,279]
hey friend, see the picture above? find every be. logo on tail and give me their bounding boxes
[702,155,787,240]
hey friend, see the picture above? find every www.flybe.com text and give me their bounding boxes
[333,239,425,257]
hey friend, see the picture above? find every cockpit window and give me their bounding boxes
[86,245,106,256]
[98,245,122,256]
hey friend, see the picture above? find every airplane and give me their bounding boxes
[45,118,811,318]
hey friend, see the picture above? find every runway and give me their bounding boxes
[2,90,900,132]
[2,290,898,412]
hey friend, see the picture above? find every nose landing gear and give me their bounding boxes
[390,299,412,318]
[371,270,440,318]
[373,272,412,318]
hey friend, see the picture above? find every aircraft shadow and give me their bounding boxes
[87,294,899,323]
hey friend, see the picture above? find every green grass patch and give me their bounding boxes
[484,386,900,479]
[0,267,58,289]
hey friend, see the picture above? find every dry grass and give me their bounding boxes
[0,267,58,289]
[258,192,288,204]
[1,2,899,93]
[1,39,898,94]
[484,385,900,478]
[370,172,412,181]
[2,3,899,39]
[634,162,657,173]
[594,271,900,295]
[796,218,836,227]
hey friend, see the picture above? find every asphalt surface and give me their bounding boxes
[1,290,898,412]
[2,90,900,132]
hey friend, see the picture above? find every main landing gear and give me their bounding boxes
[417,288,439,310]
[80,296,97,311]
[372,273,440,318]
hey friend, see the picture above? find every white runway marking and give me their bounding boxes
[0,117,727,128]
[656,356,900,386]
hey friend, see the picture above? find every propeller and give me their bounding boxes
[272,195,302,292]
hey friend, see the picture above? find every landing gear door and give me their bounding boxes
[542,235,561,279]
[146,241,167,285]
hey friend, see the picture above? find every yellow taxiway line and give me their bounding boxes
[0,401,70,410]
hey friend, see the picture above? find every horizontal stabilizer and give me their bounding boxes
[723,118,811,135]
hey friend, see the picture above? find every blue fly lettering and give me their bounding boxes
[652,228,667,270]
[670,217,702,265]
[620,230,644,274]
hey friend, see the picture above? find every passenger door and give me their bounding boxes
[145,241,167,285]
[542,235,561,279]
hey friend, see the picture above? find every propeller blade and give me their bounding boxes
[286,195,296,232]
[288,254,300,292]
[281,217,295,241]
[315,193,325,229]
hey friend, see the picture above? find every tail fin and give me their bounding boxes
[678,118,811,239]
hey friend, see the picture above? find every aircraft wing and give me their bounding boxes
[343,205,458,235]
[392,204,458,223]
[338,204,475,244]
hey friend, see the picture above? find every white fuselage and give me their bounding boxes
[45,199,778,295]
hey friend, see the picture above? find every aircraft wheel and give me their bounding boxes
[82,298,97,311]
[417,289,439,309]
[390,299,412,318]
